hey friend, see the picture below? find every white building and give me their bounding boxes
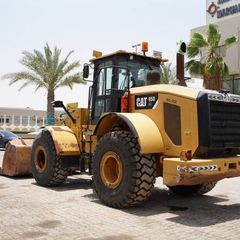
[0,107,63,132]
[191,0,240,93]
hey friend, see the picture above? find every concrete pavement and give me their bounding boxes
[0,150,240,240]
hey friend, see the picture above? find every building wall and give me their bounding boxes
[0,107,62,131]
[192,15,240,76]
[190,0,240,93]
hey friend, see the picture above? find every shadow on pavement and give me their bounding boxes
[83,185,240,227]
[2,174,33,180]
[29,173,240,227]
[32,176,94,191]
[123,187,240,227]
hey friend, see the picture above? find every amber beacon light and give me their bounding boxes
[93,50,103,58]
[141,42,148,55]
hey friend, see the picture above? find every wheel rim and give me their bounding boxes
[100,151,123,189]
[34,146,48,173]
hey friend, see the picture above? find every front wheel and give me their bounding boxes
[31,129,68,186]
[93,131,156,208]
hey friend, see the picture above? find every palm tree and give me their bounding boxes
[186,24,237,90]
[2,43,85,124]
[160,63,176,84]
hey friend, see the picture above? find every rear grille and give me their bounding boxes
[209,100,240,148]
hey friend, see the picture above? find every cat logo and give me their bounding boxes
[135,94,158,109]
[136,97,148,108]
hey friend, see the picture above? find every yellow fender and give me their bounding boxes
[45,126,80,156]
[94,113,164,154]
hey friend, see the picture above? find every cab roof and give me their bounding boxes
[90,50,168,63]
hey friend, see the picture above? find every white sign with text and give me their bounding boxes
[206,0,240,23]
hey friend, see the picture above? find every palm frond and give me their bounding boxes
[55,50,74,74]
[205,61,217,77]
[191,32,208,48]
[160,63,176,84]
[186,60,204,76]
[187,45,200,58]
[52,47,61,73]
[56,73,85,90]
[33,50,46,66]
[34,83,46,92]
[216,57,229,77]
[20,51,47,80]
[2,71,47,92]
[62,61,80,76]
[3,71,42,84]
[207,24,221,47]
[44,43,54,75]
[222,62,229,78]
[18,80,45,91]
[224,36,237,48]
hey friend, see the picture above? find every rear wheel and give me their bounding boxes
[31,129,68,186]
[93,131,156,208]
[168,182,217,196]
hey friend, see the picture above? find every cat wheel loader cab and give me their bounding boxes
[4,43,240,209]
[88,50,162,124]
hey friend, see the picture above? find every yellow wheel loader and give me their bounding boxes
[3,43,240,208]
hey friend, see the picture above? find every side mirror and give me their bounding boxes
[83,64,89,79]
[52,101,64,108]
[0,134,3,139]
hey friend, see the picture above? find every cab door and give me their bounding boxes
[91,65,129,124]
[92,66,112,123]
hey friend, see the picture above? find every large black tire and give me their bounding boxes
[93,131,156,208]
[31,129,68,186]
[168,182,217,196]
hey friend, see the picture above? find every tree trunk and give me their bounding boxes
[47,89,55,125]
[203,74,222,91]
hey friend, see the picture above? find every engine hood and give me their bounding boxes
[130,84,215,100]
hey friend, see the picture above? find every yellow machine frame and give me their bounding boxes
[47,84,240,187]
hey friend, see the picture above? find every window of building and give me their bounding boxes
[0,117,10,123]
[222,76,240,95]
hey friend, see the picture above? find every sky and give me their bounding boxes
[0,0,206,110]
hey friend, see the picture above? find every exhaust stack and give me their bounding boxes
[177,42,187,86]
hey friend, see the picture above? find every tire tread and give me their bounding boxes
[31,129,68,186]
[93,131,156,208]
